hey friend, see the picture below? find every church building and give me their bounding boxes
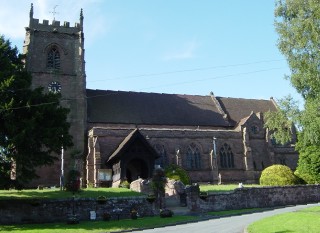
[23,5,298,187]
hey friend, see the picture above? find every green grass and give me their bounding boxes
[0,215,198,233]
[199,184,260,193]
[0,188,144,200]
[0,185,261,200]
[247,206,320,233]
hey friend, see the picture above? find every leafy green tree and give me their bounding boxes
[151,168,167,209]
[294,145,320,184]
[264,95,300,145]
[295,100,320,183]
[268,0,320,183]
[0,36,73,188]
[275,0,320,100]
[164,164,190,185]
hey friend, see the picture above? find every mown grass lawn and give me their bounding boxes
[199,184,260,193]
[0,188,143,200]
[0,184,260,200]
[0,215,198,233]
[247,206,320,233]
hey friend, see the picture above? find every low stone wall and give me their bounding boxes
[2,185,320,225]
[195,185,320,212]
[0,196,153,225]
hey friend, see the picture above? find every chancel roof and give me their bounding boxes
[216,97,278,124]
[86,89,277,127]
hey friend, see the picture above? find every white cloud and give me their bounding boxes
[163,39,199,61]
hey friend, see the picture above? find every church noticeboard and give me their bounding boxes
[98,169,112,181]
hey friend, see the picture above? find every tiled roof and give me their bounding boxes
[87,89,230,127]
[86,89,277,127]
[216,97,277,124]
[107,129,159,163]
[107,129,138,162]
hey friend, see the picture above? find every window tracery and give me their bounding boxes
[185,143,201,170]
[154,144,167,168]
[47,46,60,70]
[220,143,234,168]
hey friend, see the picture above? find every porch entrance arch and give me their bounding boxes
[126,158,149,182]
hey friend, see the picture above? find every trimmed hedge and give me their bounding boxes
[260,165,299,186]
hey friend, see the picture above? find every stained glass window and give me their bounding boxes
[220,143,234,168]
[185,143,201,170]
[154,144,168,168]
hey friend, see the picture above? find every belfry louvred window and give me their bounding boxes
[47,46,60,69]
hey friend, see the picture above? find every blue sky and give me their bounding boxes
[1,0,302,104]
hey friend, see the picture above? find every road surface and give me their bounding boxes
[130,203,320,233]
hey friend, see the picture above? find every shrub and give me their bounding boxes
[146,194,156,203]
[160,209,173,218]
[102,212,111,221]
[96,195,107,204]
[199,191,208,199]
[165,164,190,185]
[130,209,138,219]
[65,169,81,193]
[119,180,130,189]
[260,165,299,186]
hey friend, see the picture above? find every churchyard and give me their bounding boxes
[1,184,320,233]
[0,185,254,233]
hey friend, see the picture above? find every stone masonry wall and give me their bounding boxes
[3,185,320,225]
[0,196,153,225]
[194,185,320,212]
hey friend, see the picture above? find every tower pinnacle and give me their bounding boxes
[29,3,33,18]
[80,8,84,29]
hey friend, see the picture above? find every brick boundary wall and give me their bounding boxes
[0,196,154,225]
[186,184,320,212]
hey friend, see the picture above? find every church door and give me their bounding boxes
[125,158,149,182]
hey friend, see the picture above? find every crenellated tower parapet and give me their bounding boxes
[27,3,83,33]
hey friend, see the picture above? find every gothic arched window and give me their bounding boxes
[154,144,168,168]
[185,143,201,170]
[219,143,234,168]
[47,46,60,70]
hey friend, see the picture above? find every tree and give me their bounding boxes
[293,97,320,183]
[151,168,167,209]
[275,0,320,100]
[271,0,320,183]
[164,164,190,185]
[264,95,300,145]
[0,36,73,188]
[294,144,320,184]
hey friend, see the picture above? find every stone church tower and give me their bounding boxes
[23,4,87,186]
[19,4,298,187]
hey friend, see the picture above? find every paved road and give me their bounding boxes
[130,203,320,233]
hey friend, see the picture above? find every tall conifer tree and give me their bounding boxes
[0,36,73,188]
